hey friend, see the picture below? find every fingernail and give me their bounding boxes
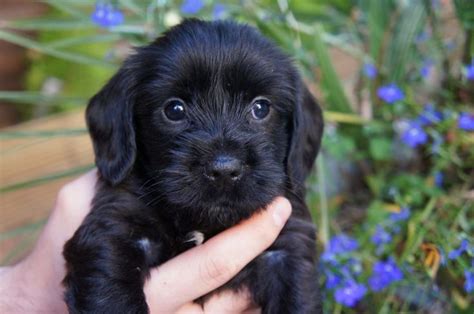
[271,197,291,227]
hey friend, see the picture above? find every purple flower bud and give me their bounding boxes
[434,171,443,187]
[212,3,226,19]
[91,3,124,28]
[371,225,392,246]
[420,59,433,79]
[401,122,428,148]
[458,112,474,131]
[448,239,469,260]
[417,104,443,126]
[327,234,359,254]
[465,269,474,293]
[465,61,474,81]
[181,0,204,15]
[377,83,405,103]
[334,280,367,307]
[363,63,377,79]
[368,258,403,291]
[389,207,411,222]
[325,271,342,289]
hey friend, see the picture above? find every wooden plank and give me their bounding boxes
[0,109,94,263]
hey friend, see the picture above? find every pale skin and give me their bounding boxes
[0,170,292,313]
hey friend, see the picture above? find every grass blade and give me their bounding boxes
[0,91,86,106]
[386,2,426,83]
[0,165,94,194]
[324,111,368,124]
[8,19,95,31]
[0,30,115,67]
[368,0,393,61]
[42,0,92,19]
[313,25,353,113]
[45,33,120,49]
[0,129,87,139]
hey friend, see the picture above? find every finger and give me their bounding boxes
[144,197,291,312]
[203,289,260,313]
[55,169,98,227]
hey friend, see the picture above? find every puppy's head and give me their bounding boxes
[87,20,323,225]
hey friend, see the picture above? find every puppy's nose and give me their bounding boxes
[205,155,243,182]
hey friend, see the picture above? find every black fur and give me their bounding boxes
[63,19,323,313]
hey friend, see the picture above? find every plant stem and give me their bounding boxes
[317,154,329,247]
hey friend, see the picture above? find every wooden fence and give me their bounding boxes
[0,109,93,264]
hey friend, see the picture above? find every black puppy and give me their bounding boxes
[63,19,323,313]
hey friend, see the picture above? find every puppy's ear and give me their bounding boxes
[86,68,136,185]
[287,85,324,191]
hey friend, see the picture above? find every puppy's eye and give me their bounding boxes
[251,98,271,120]
[164,99,186,121]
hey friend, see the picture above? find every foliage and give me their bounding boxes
[0,0,473,312]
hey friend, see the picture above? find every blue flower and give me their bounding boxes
[377,84,405,103]
[465,61,474,81]
[389,207,410,222]
[363,63,377,79]
[420,59,433,78]
[372,225,392,254]
[334,280,367,307]
[368,258,403,291]
[327,234,359,254]
[212,3,226,19]
[448,239,469,260]
[434,171,443,187]
[401,122,428,148]
[180,0,204,15]
[418,104,443,126]
[325,270,342,289]
[91,3,124,28]
[465,269,474,293]
[321,251,339,265]
[458,112,474,131]
[322,234,359,265]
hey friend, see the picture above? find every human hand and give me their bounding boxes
[0,170,291,313]
[144,196,292,313]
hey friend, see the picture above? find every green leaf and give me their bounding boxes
[367,0,393,61]
[0,165,94,194]
[369,137,392,160]
[0,30,115,67]
[313,25,353,113]
[323,133,356,159]
[119,0,145,15]
[366,174,385,196]
[108,24,148,35]
[0,129,87,139]
[386,2,427,83]
[42,0,91,19]
[46,33,120,49]
[0,91,86,106]
[454,0,474,29]
[324,111,368,124]
[9,19,95,31]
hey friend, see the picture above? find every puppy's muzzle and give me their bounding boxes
[204,154,244,183]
